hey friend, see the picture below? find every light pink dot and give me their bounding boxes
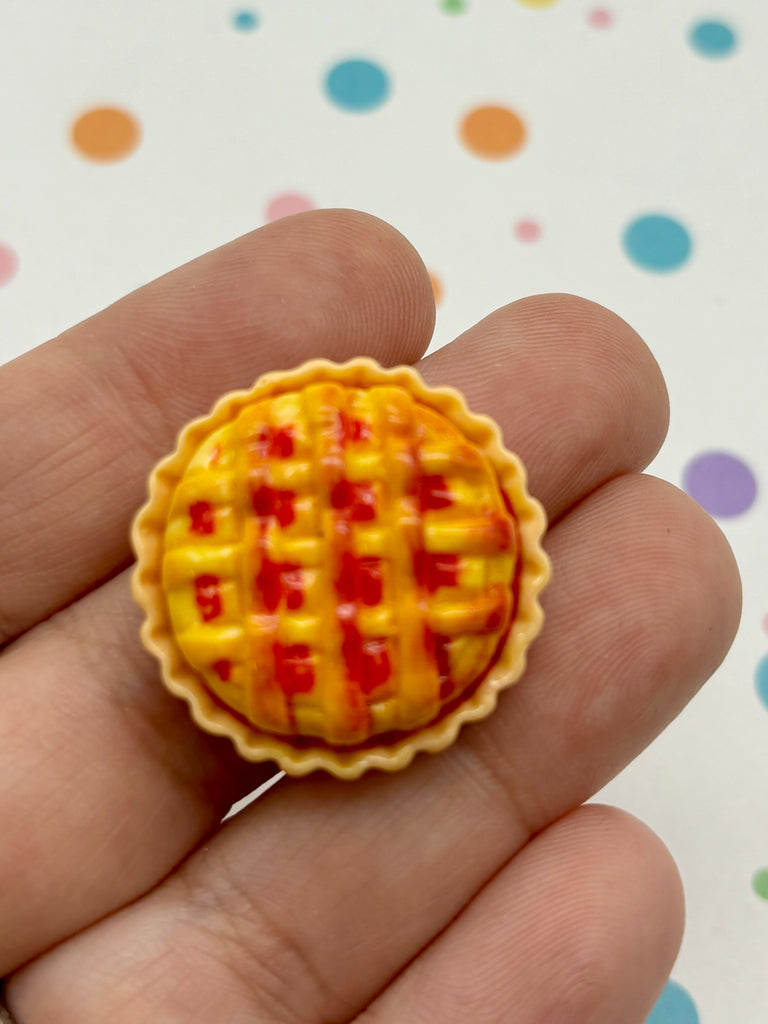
[514,219,542,243]
[762,613,768,635]
[0,243,18,286]
[588,7,614,28]
[265,193,315,222]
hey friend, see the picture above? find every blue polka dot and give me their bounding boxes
[325,59,391,113]
[233,9,259,31]
[689,20,737,58]
[756,654,768,711]
[645,980,699,1024]
[623,214,692,272]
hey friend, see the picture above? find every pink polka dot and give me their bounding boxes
[264,193,315,222]
[762,613,768,635]
[0,243,18,286]
[514,219,542,243]
[588,7,614,28]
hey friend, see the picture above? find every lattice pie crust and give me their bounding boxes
[132,359,550,778]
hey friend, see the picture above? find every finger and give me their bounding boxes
[0,575,268,976]
[0,294,671,974]
[419,293,670,522]
[6,475,739,1022]
[0,209,435,645]
[359,806,683,1024]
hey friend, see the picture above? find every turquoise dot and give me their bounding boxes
[325,59,391,113]
[233,9,259,31]
[756,653,768,710]
[623,214,692,273]
[689,20,737,58]
[645,980,699,1024]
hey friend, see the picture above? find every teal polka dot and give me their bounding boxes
[756,653,768,710]
[689,20,737,58]
[233,9,259,31]
[645,980,699,1024]
[325,59,391,113]
[623,214,692,272]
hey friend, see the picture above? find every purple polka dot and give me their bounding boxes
[683,451,757,517]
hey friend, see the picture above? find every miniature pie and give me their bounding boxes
[131,358,550,778]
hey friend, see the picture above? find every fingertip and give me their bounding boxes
[302,208,437,365]
[669,480,744,657]
[564,804,686,1023]
[576,802,686,942]
[505,803,685,1024]
[419,291,670,521]
[211,208,437,367]
[510,292,671,463]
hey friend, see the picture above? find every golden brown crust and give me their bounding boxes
[131,358,550,779]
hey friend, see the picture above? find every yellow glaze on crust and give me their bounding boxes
[132,359,550,778]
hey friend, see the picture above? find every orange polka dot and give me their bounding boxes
[460,105,527,160]
[71,107,141,162]
[429,271,444,306]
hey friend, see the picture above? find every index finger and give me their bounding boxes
[0,210,435,644]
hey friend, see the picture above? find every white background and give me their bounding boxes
[1,1,766,1019]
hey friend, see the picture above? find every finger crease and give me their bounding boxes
[172,860,347,1024]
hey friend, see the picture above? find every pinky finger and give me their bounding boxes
[358,804,684,1024]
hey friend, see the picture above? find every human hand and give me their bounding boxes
[0,211,740,1023]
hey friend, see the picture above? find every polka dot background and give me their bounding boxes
[623,214,693,273]
[0,243,18,287]
[1,3,767,1020]
[689,19,738,59]
[588,7,614,29]
[440,0,468,14]
[70,106,141,162]
[460,104,527,159]
[683,451,757,518]
[264,192,315,222]
[325,58,391,112]
[646,980,700,1024]
[232,9,259,32]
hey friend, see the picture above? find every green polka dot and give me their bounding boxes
[753,868,768,900]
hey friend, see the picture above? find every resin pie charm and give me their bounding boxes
[131,359,550,778]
